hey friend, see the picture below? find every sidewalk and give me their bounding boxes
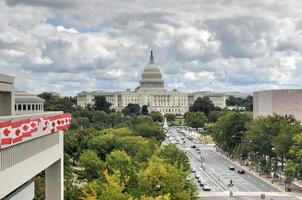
[214,149,302,199]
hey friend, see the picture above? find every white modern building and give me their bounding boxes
[77,52,226,115]
[0,74,70,200]
[253,89,302,121]
[15,91,45,115]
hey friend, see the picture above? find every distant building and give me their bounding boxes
[77,52,226,116]
[227,106,246,111]
[15,91,45,115]
[253,89,302,121]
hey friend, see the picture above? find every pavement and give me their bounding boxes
[165,127,302,200]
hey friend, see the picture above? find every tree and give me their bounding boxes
[208,111,223,123]
[164,114,176,123]
[93,96,111,113]
[137,156,197,200]
[213,112,251,155]
[189,96,216,116]
[141,105,149,115]
[184,112,208,129]
[79,150,104,180]
[80,182,97,200]
[226,95,253,111]
[150,111,163,122]
[287,133,302,180]
[106,150,133,177]
[39,92,76,113]
[272,116,302,170]
[74,117,91,129]
[122,103,141,116]
[98,170,130,200]
[133,121,165,142]
[157,144,190,171]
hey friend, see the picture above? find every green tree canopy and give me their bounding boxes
[184,112,208,129]
[226,95,253,111]
[79,150,104,180]
[137,157,197,200]
[208,111,223,123]
[122,103,141,116]
[189,96,217,116]
[93,96,111,113]
[164,114,176,123]
[133,121,165,142]
[141,105,149,115]
[150,111,163,122]
[157,144,190,171]
[213,112,251,155]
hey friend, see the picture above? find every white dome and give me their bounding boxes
[139,51,164,90]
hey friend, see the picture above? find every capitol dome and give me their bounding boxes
[139,51,164,90]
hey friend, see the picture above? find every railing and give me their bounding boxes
[0,112,71,149]
[0,133,59,172]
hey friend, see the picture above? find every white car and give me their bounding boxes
[198,177,207,186]
[190,167,196,172]
[202,184,211,191]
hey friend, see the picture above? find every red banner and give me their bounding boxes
[0,113,71,148]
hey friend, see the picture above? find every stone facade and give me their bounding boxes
[253,89,302,121]
[77,52,226,115]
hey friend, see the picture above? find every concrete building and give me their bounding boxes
[253,89,302,121]
[77,52,226,115]
[0,74,71,200]
[15,91,45,115]
[0,74,15,116]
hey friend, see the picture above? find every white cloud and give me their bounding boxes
[1,0,302,95]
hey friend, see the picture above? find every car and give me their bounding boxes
[190,167,196,172]
[237,169,245,174]
[229,166,235,170]
[191,145,196,149]
[202,184,211,191]
[195,172,201,178]
[198,177,206,185]
[196,147,200,151]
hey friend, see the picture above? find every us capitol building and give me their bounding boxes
[77,52,226,116]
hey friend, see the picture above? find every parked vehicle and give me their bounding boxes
[237,169,245,174]
[190,167,196,172]
[198,177,207,186]
[229,165,235,170]
[202,184,211,191]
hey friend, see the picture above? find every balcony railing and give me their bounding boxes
[0,112,71,149]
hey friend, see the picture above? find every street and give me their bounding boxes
[166,127,301,200]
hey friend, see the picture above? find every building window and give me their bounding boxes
[28,104,31,110]
[36,104,38,110]
[15,104,17,110]
[23,104,26,111]
[18,104,21,111]
[32,104,35,110]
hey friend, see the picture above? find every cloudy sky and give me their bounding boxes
[1,0,302,96]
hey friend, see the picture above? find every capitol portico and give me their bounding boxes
[77,52,226,115]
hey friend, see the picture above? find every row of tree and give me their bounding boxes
[209,112,302,187]
[64,127,197,199]
[37,92,197,199]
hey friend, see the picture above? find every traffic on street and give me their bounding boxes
[165,126,301,200]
